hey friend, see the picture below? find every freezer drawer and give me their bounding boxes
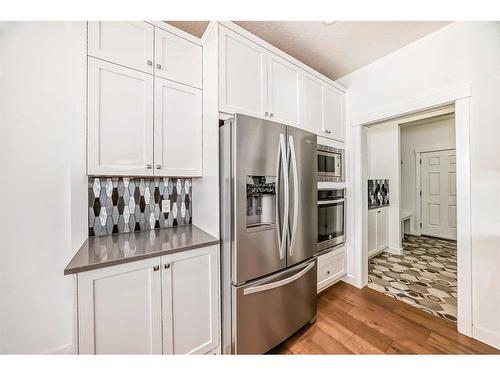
[233,259,317,354]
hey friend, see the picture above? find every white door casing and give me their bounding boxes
[88,21,154,74]
[87,57,153,176]
[154,77,202,176]
[420,149,457,240]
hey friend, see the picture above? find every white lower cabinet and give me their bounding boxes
[368,207,389,258]
[316,246,346,293]
[77,245,219,354]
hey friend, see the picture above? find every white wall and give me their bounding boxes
[338,22,500,348]
[0,22,87,354]
[400,115,456,234]
[366,123,400,252]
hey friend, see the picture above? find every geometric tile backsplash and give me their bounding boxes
[88,177,192,236]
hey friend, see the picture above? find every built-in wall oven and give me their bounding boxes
[317,188,346,251]
[317,145,344,182]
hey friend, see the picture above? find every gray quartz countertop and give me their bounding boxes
[64,225,219,275]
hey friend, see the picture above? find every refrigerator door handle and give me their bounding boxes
[288,135,299,257]
[242,261,315,295]
[275,133,288,260]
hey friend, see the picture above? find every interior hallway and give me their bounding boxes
[368,235,457,322]
[270,282,498,354]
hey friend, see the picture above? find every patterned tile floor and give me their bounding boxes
[368,235,457,323]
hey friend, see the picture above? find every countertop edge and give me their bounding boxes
[64,226,220,276]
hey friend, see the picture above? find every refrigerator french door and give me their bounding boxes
[220,114,317,354]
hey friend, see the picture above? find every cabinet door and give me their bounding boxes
[154,28,202,88]
[368,209,378,257]
[161,245,219,355]
[377,208,389,250]
[154,78,202,176]
[267,54,300,125]
[78,258,162,354]
[300,72,324,133]
[87,58,154,176]
[323,85,345,141]
[88,21,154,74]
[219,26,268,117]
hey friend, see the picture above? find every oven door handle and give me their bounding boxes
[318,199,345,205]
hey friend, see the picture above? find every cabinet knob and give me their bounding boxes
[327,270,330,275]
[270,113,274,118]
[156,165,162,170]
[153,265,159,272]
[147,60,153,66]
[164,264,170,269]
[324,129,332,134]
[156,63,162,69]
[146,164,152,169]
[264,112,269,116]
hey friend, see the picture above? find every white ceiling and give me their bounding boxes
[166,21,451,80]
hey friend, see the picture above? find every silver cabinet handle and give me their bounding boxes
[270,113,274,118]
[146,164,152,169]
[264,111,269,116]
[153,265,159,271]
[243,262,315,295]
[156,63,162,69]
[324,129,332,134]
[156,165,162,170]
[147,60,153,66]
[164,263,170,269]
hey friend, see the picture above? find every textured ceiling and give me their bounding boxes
[165,21,451,80]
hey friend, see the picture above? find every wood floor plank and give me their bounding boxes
[275,281,499,355]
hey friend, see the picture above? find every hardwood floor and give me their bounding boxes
[269,281,499,354]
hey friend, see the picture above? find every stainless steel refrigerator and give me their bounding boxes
[220,114,318,354]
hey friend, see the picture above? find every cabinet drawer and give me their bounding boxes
[317,252,345,292]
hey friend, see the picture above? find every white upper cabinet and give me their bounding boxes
[154,78,202,177]
[219,26,268,117]
[161,246,219,354]
[154,28,202,88]
[87,57,153,176]
[88,21,154,74]
[267,54,300,125]
[300,72,324,134]
[323,85,345,142]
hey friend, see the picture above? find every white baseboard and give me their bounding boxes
[341,273,356,286]
[42,343,74,355]
[385,246,403,255]
[473,325,500,350]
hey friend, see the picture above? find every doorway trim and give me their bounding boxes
[350,84,472,337]
[415,147,455,237]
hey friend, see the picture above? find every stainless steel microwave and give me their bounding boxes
[317,144,344,182]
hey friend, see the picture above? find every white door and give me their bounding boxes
[368,209,378,257]
[421,149,457,240]
[267,54,300,125]
[88,21,154,74]
[154,28,202,88]
[323,84,345,141]
[154,77,202,176]
[219,26,268,117]
[377,208,389,250]
[77,258,162,354]
[87,57,154,176]
[161,246,219,355]
[300,72,324,134]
